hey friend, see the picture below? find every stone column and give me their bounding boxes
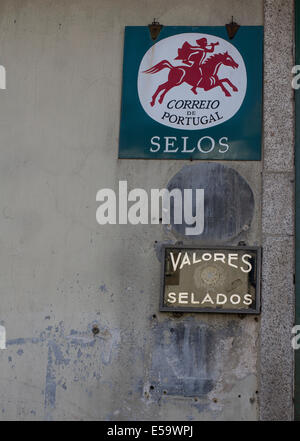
[261,0,295,421]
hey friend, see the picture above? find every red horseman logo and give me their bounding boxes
[143,38,239,107]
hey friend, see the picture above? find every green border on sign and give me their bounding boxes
[119,26,263,160]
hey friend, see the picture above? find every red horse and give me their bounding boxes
[143,51,239,107]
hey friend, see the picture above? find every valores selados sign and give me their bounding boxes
[119,26,263,160]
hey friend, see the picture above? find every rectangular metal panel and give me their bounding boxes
[160,245,261,313]
[295,0,300,421]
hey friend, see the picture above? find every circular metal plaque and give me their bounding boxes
[166,163,254,240]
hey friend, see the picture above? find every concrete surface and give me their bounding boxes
[0,0,293,421]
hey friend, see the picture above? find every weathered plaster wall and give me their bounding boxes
[0,0,292,421]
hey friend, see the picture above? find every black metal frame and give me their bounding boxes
[159,244,261,314]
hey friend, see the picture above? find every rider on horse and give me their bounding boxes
[175,38,219,66]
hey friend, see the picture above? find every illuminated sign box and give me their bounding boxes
[160,246,261,314]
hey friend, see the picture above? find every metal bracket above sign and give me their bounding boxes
[160,245,261,314]
[226,17,240,39]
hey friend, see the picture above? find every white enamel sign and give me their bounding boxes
[137,33,247,130]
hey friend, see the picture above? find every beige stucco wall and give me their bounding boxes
[0,0,293,421]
